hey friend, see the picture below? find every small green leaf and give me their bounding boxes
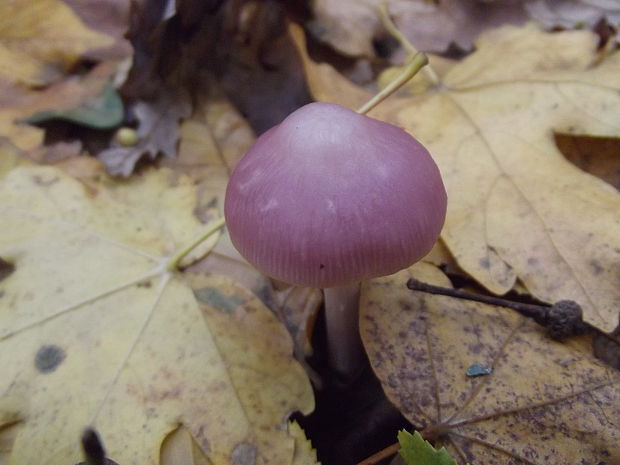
[398,430,458,465]
[24,82,123,129]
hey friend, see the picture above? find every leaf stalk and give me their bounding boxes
[166,217,226,271]
[356,52,428,115]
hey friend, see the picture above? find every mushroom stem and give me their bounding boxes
[324,282,365,381]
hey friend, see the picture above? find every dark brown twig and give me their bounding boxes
[406,278,592,340]
[355,441,399,465]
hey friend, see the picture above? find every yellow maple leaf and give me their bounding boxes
[290,23,620,333]
[0,166,313,465]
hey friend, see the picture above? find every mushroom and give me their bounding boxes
[224,102,447,381]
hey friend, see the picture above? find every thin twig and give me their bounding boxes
[378,0,439,85]
[357,53,428,115]
[407,278,549,320]
[166,217,226,271]
[407,278,620,345]
[355,441,400,465]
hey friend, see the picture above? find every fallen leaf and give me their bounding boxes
[98,88,191,176]
[273,286,323,360]
[0,139,25,179]
[360,263,620,464]
[161,426,213,465]
[160,421,319,465]
[216,4,311,134]
[0,0,114,86]
[288,421,320,465]
[307,0,528,57]
[525,0,620,31]
[0,165,313,465]
[289,23,371,111]
[398,430,457,465]
[0,62,120,152]
[62,0,133,60]
[161,79,273,296]
[23,82,123,129]
[292,23,620,332]
[555,133,620,190]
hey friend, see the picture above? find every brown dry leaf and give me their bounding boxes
[273,286,323,360]
[308,0,528,57]
[62,0,133,59]
[0,0,114,86]
[0,165,313,465]
[289,23,371,110]
[360,263,619,464]
[0,62,120,152]
[292,23,620,333]
[525,0,620,31]
[98,89,191,176]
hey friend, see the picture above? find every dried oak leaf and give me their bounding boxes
[98,89,191,176]
[360,263,619,465]
[0,0,114,87]
[291,23,620,333]
[0,165,313,465]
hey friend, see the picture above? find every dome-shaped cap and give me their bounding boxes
[224,102,447,288]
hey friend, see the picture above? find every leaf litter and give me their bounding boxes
[291,22,620,333]
[1,1,620,464]
[0,166,313,465]
[360,263,619,465]
[98,88,191,176]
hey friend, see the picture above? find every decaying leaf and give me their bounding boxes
[526,0,620,31]
[0,0,113,86]
[360,263,619,464]
[62,0,133,58]
[98,89,191,176]
[308,0,528,57]
[291,23,620,332]
[24,82,123,129]
[0,62,120,153]
[0,165,313,465]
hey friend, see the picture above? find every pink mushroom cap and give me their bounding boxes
[224,102,447,288]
